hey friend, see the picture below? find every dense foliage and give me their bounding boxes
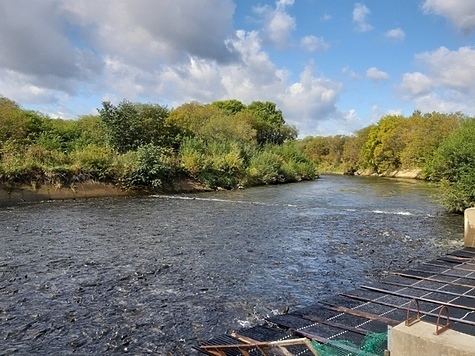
[2,93,474,212]
[0,96,314,193]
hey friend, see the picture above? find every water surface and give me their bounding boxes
[0,175,464,354]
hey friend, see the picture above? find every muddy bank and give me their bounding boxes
[0,178,209,206]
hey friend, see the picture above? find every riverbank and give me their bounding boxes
[0,178,210,206]
[0,169,424,207]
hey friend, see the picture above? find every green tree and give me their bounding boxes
[341,126,371,173]
[400,111,461,170]
[211,99,245,115]
[360,116,407,173]
[245,101,298,145]
[427,118,475,212]
[98,100,169,153]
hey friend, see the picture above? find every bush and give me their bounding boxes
[126,144,178,189]
[70,145,115,179]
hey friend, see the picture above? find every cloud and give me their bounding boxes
[63,0,238,66]
[300,35,329,52]
[353,3,373,32]
[400,72,432,96]
[0,0,103,94]
[423,0,475,34]
[253,0,296,49]
[0,0,348,136]
[385,28,405,41]
[278,64,345,136]
[400,46,475,115]
[416,46,475,89]
[366,67,389,80]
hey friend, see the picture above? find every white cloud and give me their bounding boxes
[278,64,344,136]
[400,46,475,115]
[353,3,373,32]
[423,0,475,34]
[400,72,432,96]
[385,28,405,41]
[416,46,475,89]
[253,0,296,49]
[300,35,329,52]
[366,67,389,80]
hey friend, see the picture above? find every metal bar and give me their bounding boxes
[231,335,320,356]
[435,306,451,335]
[442,255,471,261]
[361,285,475,312]
[393,272,475,289]
[302,315,369,335]
[288,329,330,344]
[406,267,475,281]
[328,305,400,326]
[336,293,475,327]
[382,280,475,300]
[405,299,421,326]
[423,262,475,273]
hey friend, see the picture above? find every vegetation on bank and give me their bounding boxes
[0,96,316,195]
[300,111,475,212]
[1,94,474,212]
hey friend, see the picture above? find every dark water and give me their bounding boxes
[0,175,464,355]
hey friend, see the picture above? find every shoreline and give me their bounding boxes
[0,178,210,207]
[0,170,423,207]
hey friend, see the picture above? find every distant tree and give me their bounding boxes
[400,111,461,170]
[360,116,407,173]
[341,126,371,173]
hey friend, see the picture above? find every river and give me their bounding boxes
[0,175,464,355]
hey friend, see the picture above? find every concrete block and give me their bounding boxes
[464,208,475,247]
[389,321,475,356]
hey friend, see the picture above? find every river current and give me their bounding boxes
[0,175,464,354]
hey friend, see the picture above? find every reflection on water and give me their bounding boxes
[0,175,464,354]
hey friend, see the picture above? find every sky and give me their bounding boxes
[1,1,475,137]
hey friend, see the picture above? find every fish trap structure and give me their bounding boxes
[197,207,475,356]
[198,247,475,355]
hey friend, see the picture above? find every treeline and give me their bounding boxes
[0,96,317,193]
[301,111,475,212]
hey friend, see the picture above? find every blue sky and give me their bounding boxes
[1,1,475,137]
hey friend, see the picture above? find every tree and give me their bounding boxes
[400,111,461,170]
[244,101,297,145]
[360,116,407,173]
[98,100,170,153]
[211,99,245,115]
[427,118,475,212]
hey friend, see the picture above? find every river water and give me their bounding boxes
[0,175,465,355]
